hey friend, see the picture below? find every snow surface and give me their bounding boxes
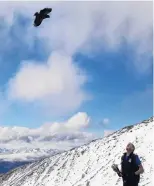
[0,117,153,186]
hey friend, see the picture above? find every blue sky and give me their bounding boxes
[0,1,153,137]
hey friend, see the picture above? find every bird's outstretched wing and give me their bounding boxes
[40,8,52,15]
[34,16,42,27]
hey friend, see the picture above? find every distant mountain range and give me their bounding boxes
[0,124,96,173]
[0,125,96,162]
[0,116,153,186]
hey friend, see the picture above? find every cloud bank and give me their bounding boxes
[0,112,96,157]
[0,112,90,139]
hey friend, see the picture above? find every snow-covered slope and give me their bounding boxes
[0,117,153,186]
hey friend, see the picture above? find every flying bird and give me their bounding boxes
[33,8,52,27]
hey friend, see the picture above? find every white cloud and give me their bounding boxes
[98,118,110,128]
[7,51,90,115]
[102,118,110,125]
[0,1,152,70]
[39,112,90,135]
[35,1,152,72]
[0,112,90,139]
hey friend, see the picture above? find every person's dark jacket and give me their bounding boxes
[121,152,140,184]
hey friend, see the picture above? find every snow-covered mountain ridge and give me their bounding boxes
[0,117,153,186]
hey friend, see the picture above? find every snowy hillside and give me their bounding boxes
[0,117,153,186]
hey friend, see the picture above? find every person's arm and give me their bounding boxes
[134,155,144,175]
[135,164,144,175]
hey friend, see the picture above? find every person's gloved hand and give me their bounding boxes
[111,164,123,177]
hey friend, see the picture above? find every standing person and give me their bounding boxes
[121,142,144,186]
